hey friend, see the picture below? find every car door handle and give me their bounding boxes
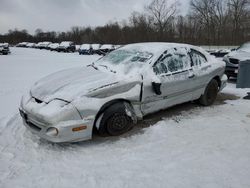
[188,74,195,79]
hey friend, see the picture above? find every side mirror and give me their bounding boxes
[152,82,162,95]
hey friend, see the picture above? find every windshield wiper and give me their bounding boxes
[87,63,98,70]
[99,65,116,73]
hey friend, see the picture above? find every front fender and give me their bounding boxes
[72,84,143,126]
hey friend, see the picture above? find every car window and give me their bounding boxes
[190,49,207,67]
[154,48,191,75]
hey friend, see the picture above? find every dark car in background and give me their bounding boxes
[223,42,250,78]
[96,44,115,55]
[79,44,91,55]
[57,41,76,52]
[0,43,10,55]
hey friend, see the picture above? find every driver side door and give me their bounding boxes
[141,47,196,115]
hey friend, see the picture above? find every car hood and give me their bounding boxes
[227,50,250,60]
[30,66,119,103]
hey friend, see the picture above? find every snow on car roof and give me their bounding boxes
[49,43,59,47]
[80,44,90,49]
[100,44,114,49]
[119,42,210,57]
[60,41,72,46]
[91,44,100,50]
[0,43,9,47]
[42,42,51,45]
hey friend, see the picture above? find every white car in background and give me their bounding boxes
[223,42,250,78]
[48,43,59,51]
[57,41,76,52]
[26,43,36,48]
[19,43,227,143]
[39,42,52,49]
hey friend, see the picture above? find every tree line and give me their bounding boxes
[0,0,249,46]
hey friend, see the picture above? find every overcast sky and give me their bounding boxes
[0,0,190,34]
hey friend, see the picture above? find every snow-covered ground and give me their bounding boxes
[0,48,250,188]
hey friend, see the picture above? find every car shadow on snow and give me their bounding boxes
[79,90,240,146]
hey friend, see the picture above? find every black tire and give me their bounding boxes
[98,103,134,136]
[199,79,219,106]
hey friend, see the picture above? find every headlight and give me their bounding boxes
[46,127,58,137]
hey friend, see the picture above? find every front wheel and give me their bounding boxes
[199,79,218,106]
[98,103,134,136]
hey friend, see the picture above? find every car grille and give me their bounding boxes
[229,58,239,65]
[19,109,46,132]
[26,121,42,131]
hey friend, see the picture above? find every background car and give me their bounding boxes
[39,42,52,50]
[223,42,250,78]
[26,43,36,48]
[209,49,231,58]
[90,44,101,54]
[19,42,227,143]
[79,44,91,55]
[16,42,28,47]
[48,43,59,51]
[96,44,115,55]
[57,41,76,52]
[0,43,10,55]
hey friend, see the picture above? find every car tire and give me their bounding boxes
[98,103,134,136]
[199,79,218,106]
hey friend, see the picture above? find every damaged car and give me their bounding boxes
[19,43,227,143]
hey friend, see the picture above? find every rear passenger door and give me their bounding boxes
[189,49,212,99]
[141,47,196,115]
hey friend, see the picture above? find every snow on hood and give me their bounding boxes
[226,50,250,61]
[30,66,119,103]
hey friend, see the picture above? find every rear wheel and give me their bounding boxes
[199,79,218,106]
[98,103,134,136]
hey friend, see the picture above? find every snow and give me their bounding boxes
[59,41,73,47]
[1,47,250,188]
[48,43,59,49]
[100,44,114,49]
[91,44,100,50]
[80,44,90,50]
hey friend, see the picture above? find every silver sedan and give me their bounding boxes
[19,43,227,143]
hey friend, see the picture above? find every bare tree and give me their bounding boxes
[228,0,250,43]
[146,0,179,39]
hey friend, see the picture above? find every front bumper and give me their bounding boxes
[19,109,94,143]
[219,74,228,91]
[0,48,10,54]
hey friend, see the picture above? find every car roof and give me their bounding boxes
[122,42,191,53]
[119,42,213,63]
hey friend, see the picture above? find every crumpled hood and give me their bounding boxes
[31,66,118,103]
[227,50,250,60]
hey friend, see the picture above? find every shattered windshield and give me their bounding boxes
[98,49,153,64]
[95,49,153,73]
